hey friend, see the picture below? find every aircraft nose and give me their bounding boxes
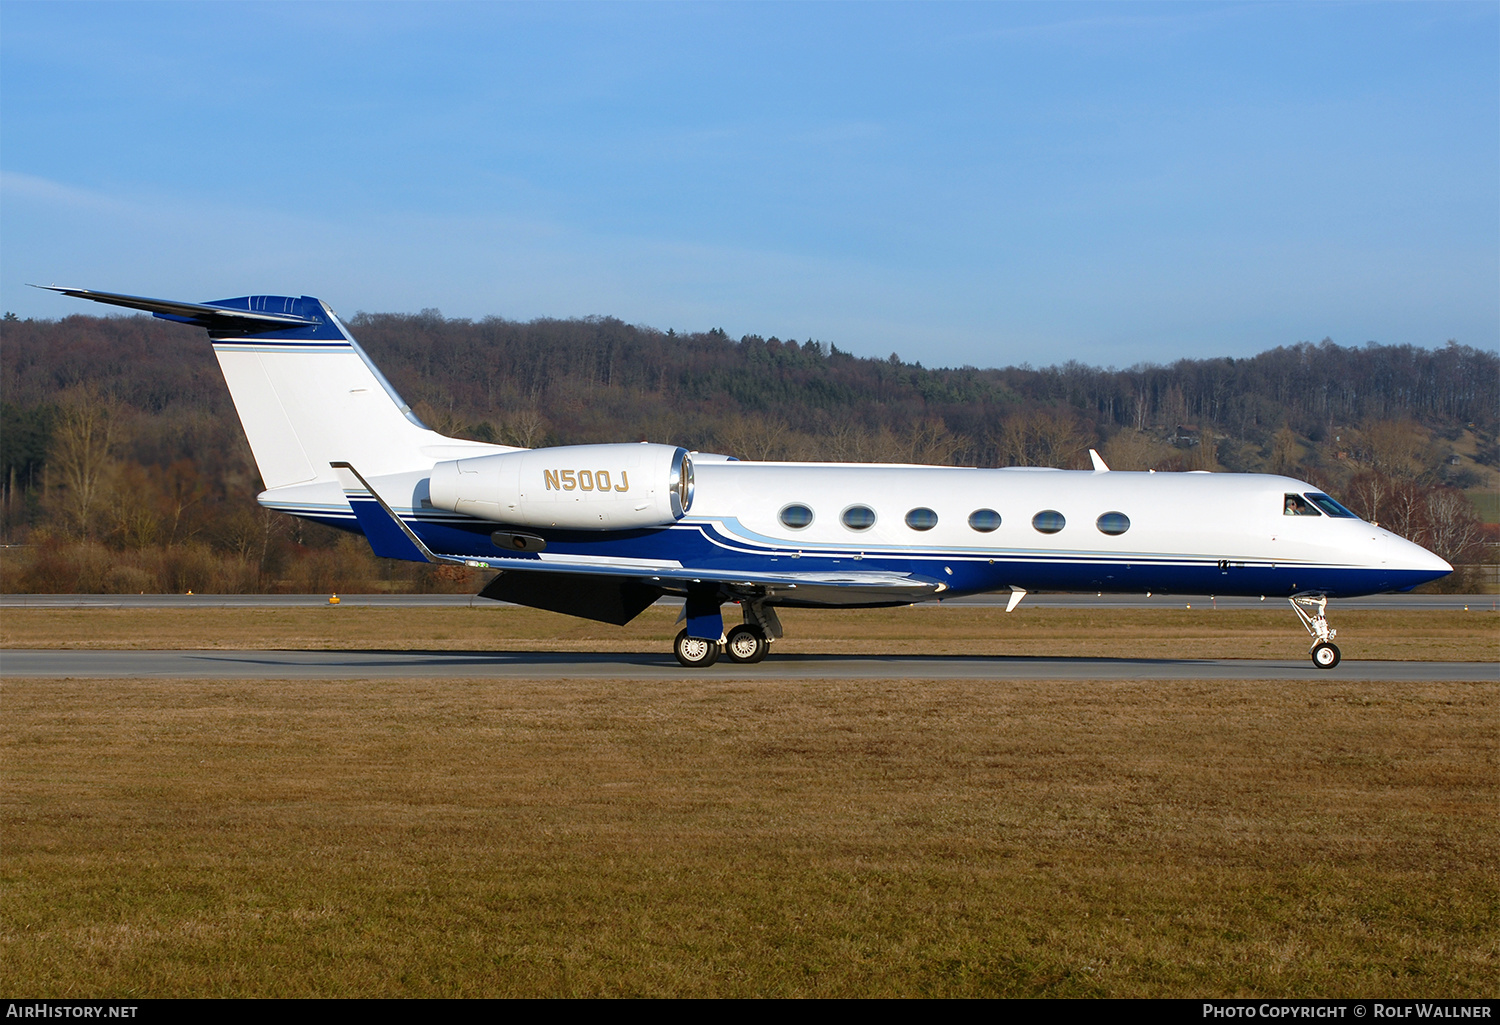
[1417,547,1455,575]
[1384,534,1452,575]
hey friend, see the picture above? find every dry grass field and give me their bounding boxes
[3,606,1495,996]
[2,604,1497,662]
[3,673,1495,997]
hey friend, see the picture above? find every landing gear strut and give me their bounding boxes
[1289,593,1341,669]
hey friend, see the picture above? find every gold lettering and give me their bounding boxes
[579,470,594,491]
[615,471,629,492]
[596,470,611,491]
[544,469,559,491]
[561,470,576,490]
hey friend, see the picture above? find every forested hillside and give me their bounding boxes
[2,310,1495,592]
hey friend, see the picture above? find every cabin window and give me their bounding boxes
[779,504,814,529]
[1306,493,1358,518]
[1096,511,1130,535]
[841,505,877,531]
[1283,494,1321,516]
[968,509,1001,532]
[1032,510,1066,534]
[905,507,939,531]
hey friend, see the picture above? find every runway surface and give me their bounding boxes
[4,592,1495,610]
[4,648,1493,681]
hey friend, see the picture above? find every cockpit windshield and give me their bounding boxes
[1305,493,1359,518]
[1284,492,1361,519]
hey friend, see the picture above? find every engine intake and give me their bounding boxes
[429,443,693,529]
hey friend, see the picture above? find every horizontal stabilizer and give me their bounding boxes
[32,285,328,336]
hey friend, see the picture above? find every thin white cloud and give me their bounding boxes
[1,171,135,216]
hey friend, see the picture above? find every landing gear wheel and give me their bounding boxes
[1311,642,1341,670]
[1291,595,1341,671]
[724,624,769,664]
[674,629,721,668]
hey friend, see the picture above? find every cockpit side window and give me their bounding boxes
[1283,493,1321,516]
[1305,493,1358,518]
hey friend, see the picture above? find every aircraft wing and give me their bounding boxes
[331,460,945,623]
[476,560,943,625]
[482,555,946,604]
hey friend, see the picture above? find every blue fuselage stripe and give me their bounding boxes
[286,507,1434,600]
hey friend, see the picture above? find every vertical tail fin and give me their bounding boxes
[38,287,505,489]
[205,294,440,486]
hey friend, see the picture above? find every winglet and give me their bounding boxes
[1089,449,1110,472]
[330,461,440,564]
[1005,586,1027,613]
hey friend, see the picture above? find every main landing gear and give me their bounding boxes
[672,601,780,668]
[673,625,767,667]
[1289,593,1341,669]
[724,624,770,663]
[673,629,721,668]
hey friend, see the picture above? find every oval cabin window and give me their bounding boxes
[1032,510,1066,534]
[905,507,938,531]
[841,505,876,531]
[1096,511,1130,535]
[968,509,1001,532]
[779,504,814,529]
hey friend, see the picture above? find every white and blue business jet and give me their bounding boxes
[45,287,1453,669]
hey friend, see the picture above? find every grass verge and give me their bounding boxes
[1,605,1497,661]
[3,675,1495,997]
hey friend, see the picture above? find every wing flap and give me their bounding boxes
[479,554,946,606]
[479,571,663,626]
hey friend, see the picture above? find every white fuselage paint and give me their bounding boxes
[683,461,1447,577]
[259,459,1449,588]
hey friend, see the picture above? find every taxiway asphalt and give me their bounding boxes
[3,648,1493,681]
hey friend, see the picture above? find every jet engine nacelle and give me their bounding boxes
[428,443,693,529]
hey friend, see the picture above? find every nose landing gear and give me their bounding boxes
[1290,593,1341,669]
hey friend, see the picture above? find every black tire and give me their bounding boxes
[1311,642,1341,669]
[724,624,769,664]
[674,629,720,668]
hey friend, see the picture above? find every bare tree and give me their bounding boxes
[501,407,550,449]
[902,418,968,466]
[995,409,1088,468]
[1269,426,1300,475]
[49,386,119,537]
[1345,471,1394,524]
[1100,429,1168,471]
[1421,488,1484,563]
[1350,419,1433,480]
[716,412,791,461]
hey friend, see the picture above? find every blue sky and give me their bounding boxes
[2,1,1495,368]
